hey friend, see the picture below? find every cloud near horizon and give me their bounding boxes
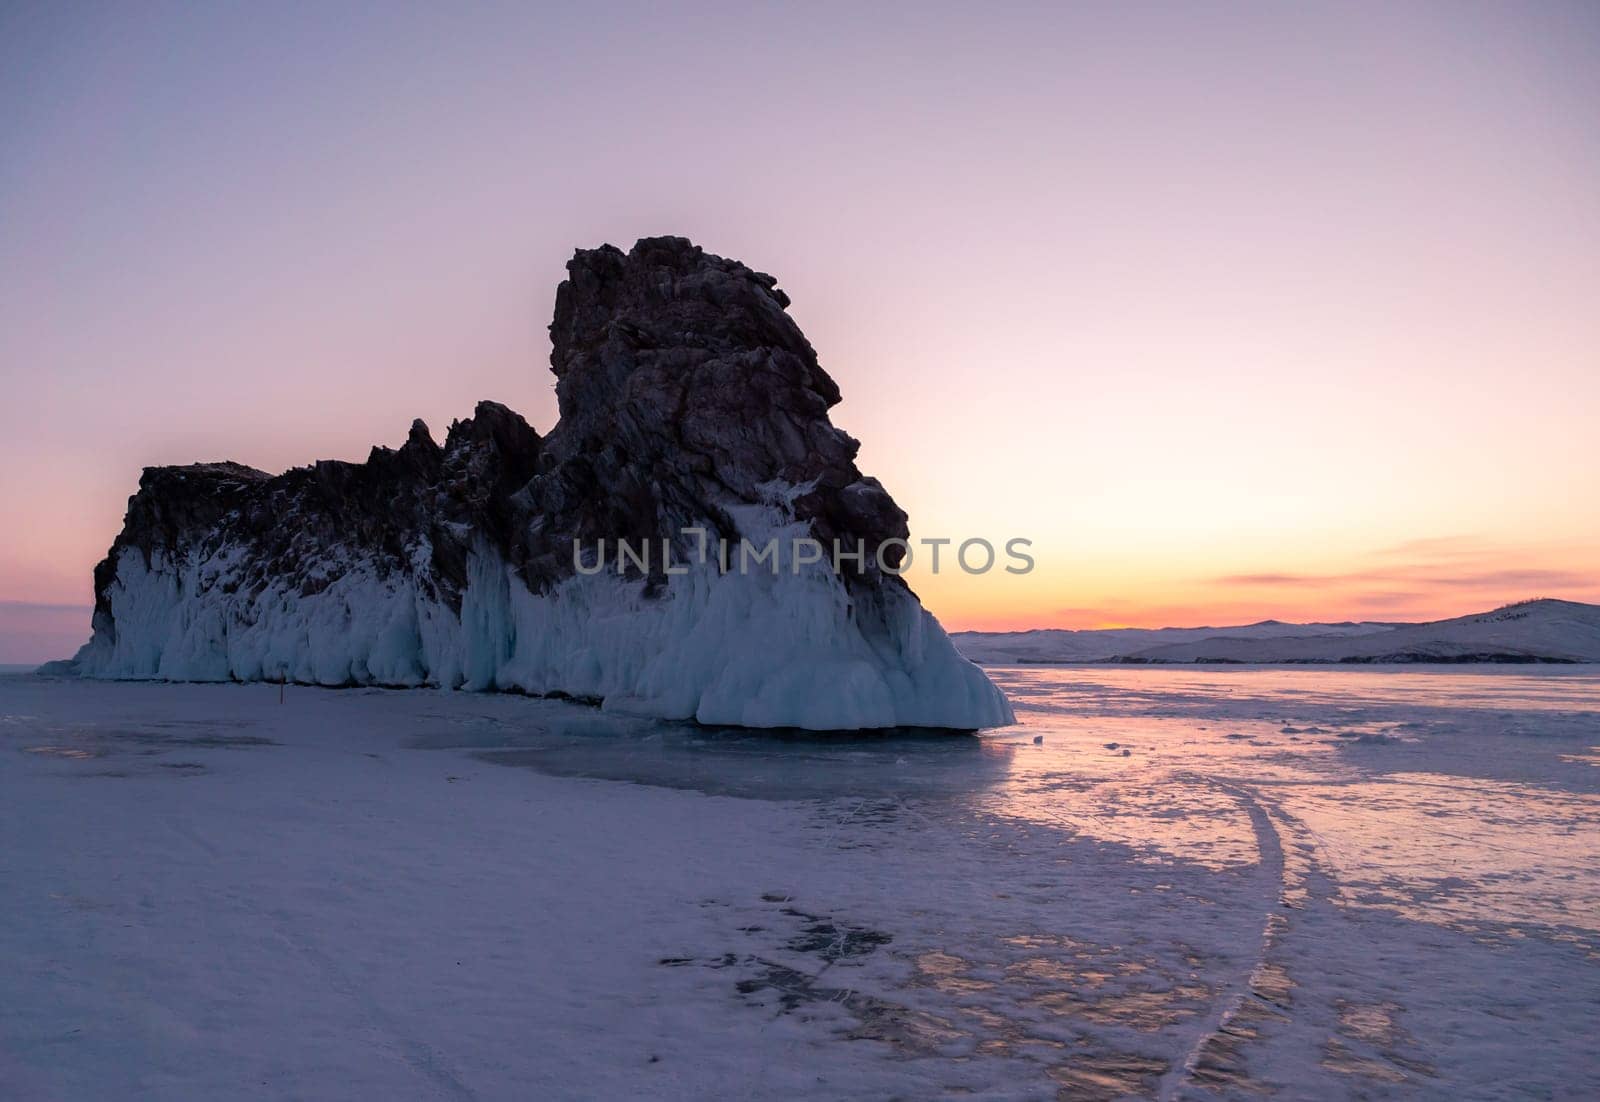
[1215,568,1596,591]
[1003,539,1599,634]
[1182,542,1600,630]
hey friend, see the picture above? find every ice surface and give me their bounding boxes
[3,666,1598,1099]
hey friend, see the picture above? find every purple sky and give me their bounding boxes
[3,2,1598,661]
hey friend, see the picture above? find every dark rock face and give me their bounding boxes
[93,401,541,623]
[69,237,1013,730]
[101,238,906,612]
[533,237,909,578]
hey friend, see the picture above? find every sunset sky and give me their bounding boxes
[3,2,1598,661]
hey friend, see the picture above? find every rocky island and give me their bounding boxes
[60,237,1013,730]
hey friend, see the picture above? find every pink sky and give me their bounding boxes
[2,2,1598,661]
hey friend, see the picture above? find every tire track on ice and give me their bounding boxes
[1158,775,1294,1101]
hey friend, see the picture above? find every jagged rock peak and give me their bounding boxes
[538,236,904,566]
[550,235,805,381]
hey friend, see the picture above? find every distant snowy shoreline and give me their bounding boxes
[979,656,1596,666]
[954,598,1600,666]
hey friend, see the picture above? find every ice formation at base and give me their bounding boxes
[75,536,1006,730]
[64,237,1013,730]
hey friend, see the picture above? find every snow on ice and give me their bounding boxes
[4,665,1598,1099]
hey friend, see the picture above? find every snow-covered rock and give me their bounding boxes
[954,599,1600,665]
[953,619,1394,665]
[64,237,1013,730]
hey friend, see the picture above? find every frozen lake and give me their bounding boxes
[3,666,1597,1099]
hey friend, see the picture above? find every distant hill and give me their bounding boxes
[953,599,1600,665]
